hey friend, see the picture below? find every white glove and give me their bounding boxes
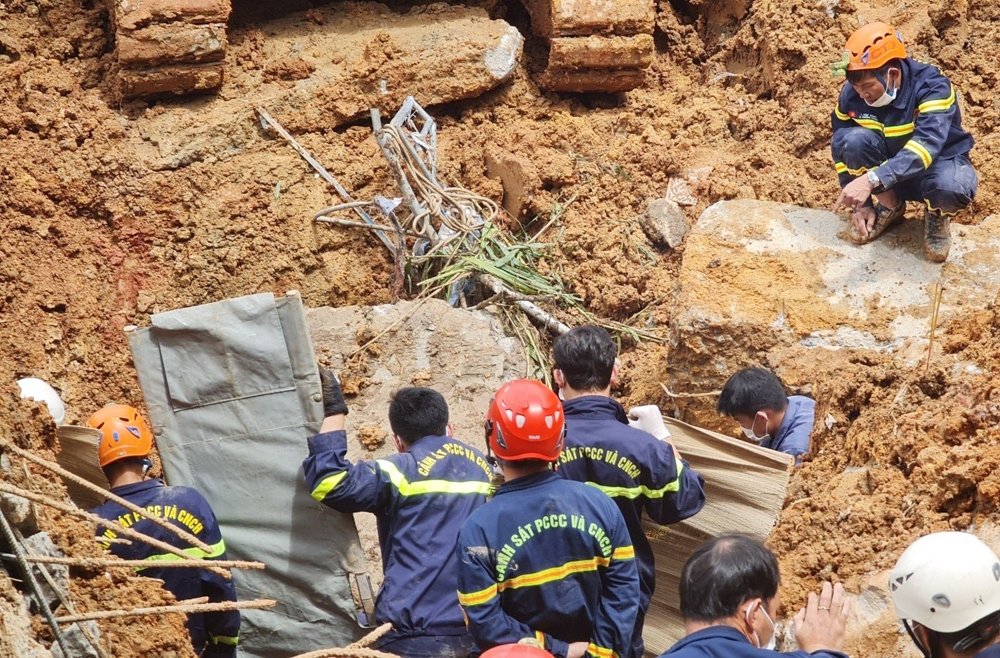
[627,405,671,441]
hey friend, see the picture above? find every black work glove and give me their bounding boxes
[320,368,349,417]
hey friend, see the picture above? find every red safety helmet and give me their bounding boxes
[485,380,565,462]
[87,404,153,468]
[482,644,554,658]
[846,22,906,71]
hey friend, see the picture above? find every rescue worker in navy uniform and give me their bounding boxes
[303,375,491,658]
[552,326,706,658]
[88,405,239,657]
[831,22,978,262]
[888,532,1000,658]
[457,379,639,658]
[660,534,851,658]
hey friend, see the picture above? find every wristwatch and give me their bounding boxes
[867,170,881,188]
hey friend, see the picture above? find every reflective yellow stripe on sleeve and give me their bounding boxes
[139,539,227,568]
[612,545,635,561]
[376,460,493,496]
[883,122,915,138]
[535,631,545,646]
[834,162,869,176]
[210,634,239,646]
[586,460,685,500]
[903,140,933,168]
[457,583,498,607]
[587,643,617,658]
[918,85,956,114]
[310,471,348,502]
[834,106,849,121]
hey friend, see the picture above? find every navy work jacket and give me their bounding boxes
[557,396,706,615]
[832,58,974,189]
[92,479,239,657]
[660,626,849,658]
[760,396,815,462]
[457,470,639,658]
[303,431,491,643]
[975,645,1000,658]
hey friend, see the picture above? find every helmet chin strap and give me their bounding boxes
[903,621,933,658]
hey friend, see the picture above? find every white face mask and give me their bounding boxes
[741,413,770,443]
[864,70,899,107]
[746,602,777,650]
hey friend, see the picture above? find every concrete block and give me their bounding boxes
[120,61,225,98]
[547,34,654,70]
[49,622,101,658]
[117,23,227,67]
[0,492,36,531]
[538,67,646,93]
[21,532,69,612]
[523,0,655,37]
[112,0,232,31]
[666,200,1000,428]
[641,198,689,249]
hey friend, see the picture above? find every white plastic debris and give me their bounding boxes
[16,378,65,425]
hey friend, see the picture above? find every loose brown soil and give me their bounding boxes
[2,0,999,654]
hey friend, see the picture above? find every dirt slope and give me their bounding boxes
[1,0,998,654]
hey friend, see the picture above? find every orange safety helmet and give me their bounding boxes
[846,22,906,71]
[485,380,565,462]
[87,404,153,468]
[482,644,554,658]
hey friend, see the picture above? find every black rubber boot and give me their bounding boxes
[924,209,951,263]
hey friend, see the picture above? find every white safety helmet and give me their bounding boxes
[890,532,1000,636]
[16,377,66,425]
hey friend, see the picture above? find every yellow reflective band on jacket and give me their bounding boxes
[210,633,239,646]
[457,583,498,607]
[834,105,849,121]
[497,556,612,592]
[376,460,493,497]
[918,85,956,114]
[883,122,915,138]
[310,471,348,502]
[850,117,914,139]
[834,162,867,176]
[904,140,933,168]
[611,545,635,561]
[139,539,227,568]
[587,643,617,658]
[535,631,545,645]
[586,460,684,500]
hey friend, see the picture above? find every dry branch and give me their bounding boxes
[1,440,214,554]
[0,482,230,579]
[54,598,274,624]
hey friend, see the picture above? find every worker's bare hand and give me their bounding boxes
[567,642,589,658]
[793,581,851,654]
[852,206,876,238]
[833,176,875,214]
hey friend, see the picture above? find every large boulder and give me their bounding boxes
[667,200,1000,429]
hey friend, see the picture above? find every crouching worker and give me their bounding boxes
[88,405,239,657]
[457,379,639,658]
[717,368,815,465]
[831,22,977,262]
[889,532,1000,658]
[662,534,851,658]
[303,373,491,658]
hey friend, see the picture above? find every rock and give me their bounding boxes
[49,622,101,658]
[0,492,36,531]
[0,583,54,658]
[666,200,1000,428]
[641,198,689,249]
[20,532,68,612]
[135,3,524,169]
[485,147,542,222]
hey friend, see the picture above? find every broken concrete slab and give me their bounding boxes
[21,532,69,612]
[666,200,1000,428]
[306,298,526,584]
[49,622,100,658]
[641,198,689,249]
[133,3,523,169]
